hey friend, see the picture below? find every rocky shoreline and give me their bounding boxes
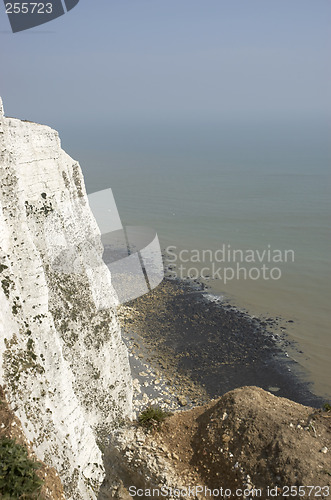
[106,278,331,499]
[118,277,324,415]
[102,276,331,499]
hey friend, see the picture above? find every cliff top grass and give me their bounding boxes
[138,406,172,431]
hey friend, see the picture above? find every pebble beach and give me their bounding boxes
[118,277,325,417]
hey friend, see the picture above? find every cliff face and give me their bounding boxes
[0,98,133,499]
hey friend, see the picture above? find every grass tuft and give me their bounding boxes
[138,406,172,430]
[0,437,43,498]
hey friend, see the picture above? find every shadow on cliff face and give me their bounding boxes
[98,441,148,500]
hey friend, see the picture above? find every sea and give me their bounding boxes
[65,117,331,401]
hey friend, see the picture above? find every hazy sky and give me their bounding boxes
[0,1,330,143]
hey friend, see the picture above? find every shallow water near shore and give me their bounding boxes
[75,119,331,400]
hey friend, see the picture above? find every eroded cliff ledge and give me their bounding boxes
[0,97,132,499]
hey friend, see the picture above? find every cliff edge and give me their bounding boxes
[0,97,132,499]
[106,387,330,499]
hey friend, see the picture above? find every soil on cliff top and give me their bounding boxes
[154,386,331,499]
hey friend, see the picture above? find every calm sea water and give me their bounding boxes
[67,119,331,400]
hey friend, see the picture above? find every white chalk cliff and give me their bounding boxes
[0,97,133,499]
